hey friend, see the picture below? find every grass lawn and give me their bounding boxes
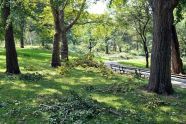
[0,48,186,123]
[119,57,186,72]
[119,58,147,68]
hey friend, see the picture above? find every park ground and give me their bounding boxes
[0,47,186,123]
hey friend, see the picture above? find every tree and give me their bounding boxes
[171,24,184,74]
[11,0,34,48]
[60,0,86,61]
[147,0,178,94]
[50,0,61,67]
[105,37,110,54]
[1,0,21,74]
[50,0,86,65]
[126,0,151,68]
[171,2,185,74]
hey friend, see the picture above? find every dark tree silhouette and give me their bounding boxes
[50,0,61,67]
[171,25,184,74]
[147,0,178,95]
[2,0,21,74]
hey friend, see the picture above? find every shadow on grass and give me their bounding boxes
[0,48,186,123]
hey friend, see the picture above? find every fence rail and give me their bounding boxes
[109,64,186,83]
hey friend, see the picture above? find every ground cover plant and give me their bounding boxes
[0,48,186,123]
[1,0,186,123]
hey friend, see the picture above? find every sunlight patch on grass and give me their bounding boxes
[120,59,147,68]
[38,88,61,95]
[160,106,172,112]
[91,94,122,109]
[79,77,94,83]
[0,48,186,123]
[12,83,27,89]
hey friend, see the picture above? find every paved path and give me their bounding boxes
[105,61,186,88]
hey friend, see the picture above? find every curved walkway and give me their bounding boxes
[105,61,186,88]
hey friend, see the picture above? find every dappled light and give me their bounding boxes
[0,0,186,123]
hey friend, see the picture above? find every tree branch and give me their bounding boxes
[76,20,103,25]
[65,0,86,31]
[61,0,69,11]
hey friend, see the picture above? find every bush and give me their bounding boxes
[57,53,114,78]
[19,72,43,82]
[98,62,114,78]
[73,53,100,68]
[57,66,70,75]
[43,44,52,50]
[24,65,37,71]
[73,53,114,78]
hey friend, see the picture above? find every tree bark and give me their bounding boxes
[147,0,177,95]
[20,18,25,48]
[171,25,184,74]
[50,0,61,67]
[119,46,122,53]
[20,26,24,48]
[60,10,69,61]
[41,41,45,47]
[113,41,117,52]
[20,34,24,48]
[105,44,109,54]
[143,43,149,68]
[59,0,86,61]
[2,0,20,74]
[61,31,69,61]
[136,42,139,51]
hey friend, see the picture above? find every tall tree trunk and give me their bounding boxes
[136,42,139,51]
[113,41,117,52]
[105,41,109,54]
[20,24,24,48]
[59,0,86,61]
[20,18,25,48]
[61,31,68,61]
[60,10,68,61]
[143,43,149,68]
[50,0,61,67]
[147,0,177,95]
[41,41,45,47]
[119,46,122,53]
[2,0,20,74]
[20,34,24,48]
[171,25,184,74]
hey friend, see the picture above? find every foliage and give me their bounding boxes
[57,66,70,75]
[73,53,100,68]
[38,91,108,124]
[57,53,114,78]
[19,72,43,82]
[0,48,186,123]
[94,82,134,94]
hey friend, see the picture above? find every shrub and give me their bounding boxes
[19,72,43,82]
[24,65,37,71]
[43,44,52,50]
[57,66,70,75]
[57,53,114,78]
[73,53,100,68]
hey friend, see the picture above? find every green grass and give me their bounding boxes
[119,59,147,68]
[119,58,186,71]
[0,47,186,123]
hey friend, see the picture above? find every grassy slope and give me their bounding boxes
[0,48,186,123]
